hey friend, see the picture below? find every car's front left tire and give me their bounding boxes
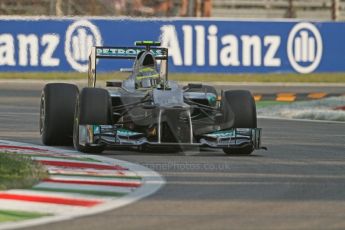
[73,88,112,154]
[220,90,257,155]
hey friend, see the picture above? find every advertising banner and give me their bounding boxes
[0,17,344,73]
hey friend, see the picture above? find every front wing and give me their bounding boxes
[78,125,263,150]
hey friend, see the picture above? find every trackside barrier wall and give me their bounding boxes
[0,17,344,74]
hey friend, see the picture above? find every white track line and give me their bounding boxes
[47,168,139,177]
[33,182,135,194]
[29,156,112,164]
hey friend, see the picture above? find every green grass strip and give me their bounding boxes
[256,101,291,108]
[31,187,126,197]
[48,173,142,180]
[0,152,48,190]
[0,72,345,83]
[0,210,49,222]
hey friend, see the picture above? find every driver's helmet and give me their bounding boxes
[136,67,160,89]
[134,51,160,89]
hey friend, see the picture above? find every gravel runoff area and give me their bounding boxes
[258,96,345,122]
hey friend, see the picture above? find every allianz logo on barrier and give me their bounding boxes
[0,19,102,72]
[0,34,60,67]
[161,22,323,74]
[287,23,323,74]
[65,20,102,72]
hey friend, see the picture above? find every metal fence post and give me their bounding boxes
[49,0,55,15]
[332,0,340,21]
[67,0,72,15]
[203,0,212,17]
[55,0,63,16]
[188,0,195,16]
[286,0,296,18]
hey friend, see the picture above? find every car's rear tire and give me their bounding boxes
[221,90,257,155]
[40,83,78,146]
[73,88,112,153]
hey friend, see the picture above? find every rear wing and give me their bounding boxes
[88,46,168,87]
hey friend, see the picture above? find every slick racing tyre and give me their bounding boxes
[73,88,112,153]
[221,90,257,155]
[40,83,78,146]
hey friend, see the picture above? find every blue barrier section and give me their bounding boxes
[0,17,344,73]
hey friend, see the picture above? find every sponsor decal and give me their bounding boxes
[160,24,282,68]
[0,33,60,67]
[206,130,235,138]
[160,22,323,73]
[96,47,164,58]
[117,128,142,137]
[0,18,335,73]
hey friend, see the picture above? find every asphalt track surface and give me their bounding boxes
[1,81,345,230]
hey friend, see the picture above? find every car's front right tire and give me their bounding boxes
[40,83,78,146]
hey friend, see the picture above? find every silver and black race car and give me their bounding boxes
[40,41,263,155]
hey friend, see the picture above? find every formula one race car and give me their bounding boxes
[40,41,263,155]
